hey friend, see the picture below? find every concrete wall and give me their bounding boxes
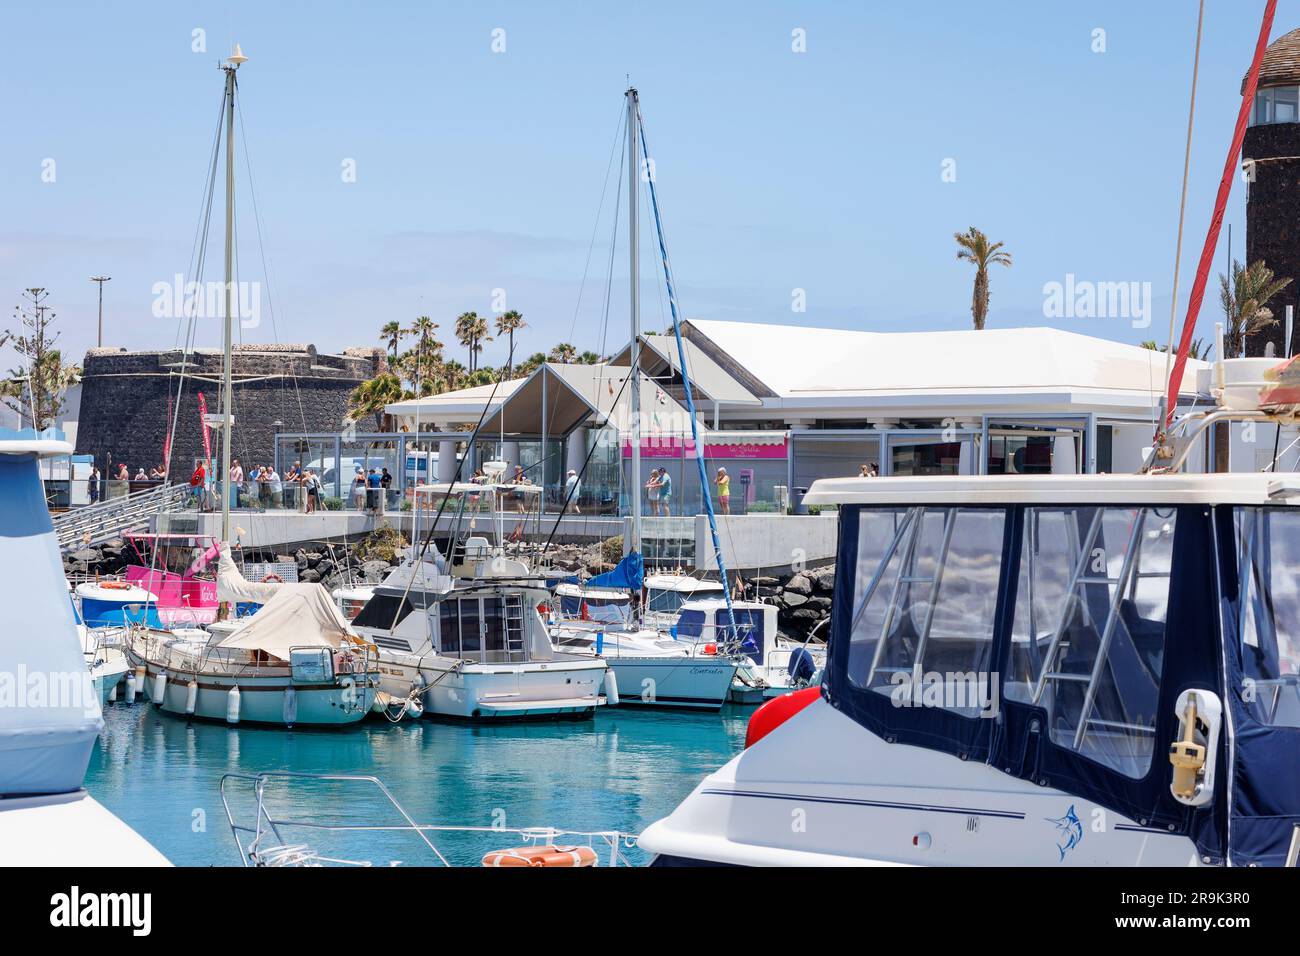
[693,513,838,573]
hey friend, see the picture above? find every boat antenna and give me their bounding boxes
[219,43,247,545]
[1156,1,1276,459]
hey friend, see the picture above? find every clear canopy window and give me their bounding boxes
[847,507,1004,717]
[1235,508,1300,729]
[1007,507,1175,779]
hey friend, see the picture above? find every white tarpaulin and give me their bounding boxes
[217,543,283,605]
[206,583,354,658]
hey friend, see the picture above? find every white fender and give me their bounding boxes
[282,685,297,726]
[603,668,620,707]
[152,671,167,706]
[124,672,136,704]
[226,685,241,724]
[185,678,198,715]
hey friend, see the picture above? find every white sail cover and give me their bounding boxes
[216,543,282,605]
[0,440,102,796]
[206,582,354,657]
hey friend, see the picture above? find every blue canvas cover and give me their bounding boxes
[587,549,645,592]
[0,451,102,796]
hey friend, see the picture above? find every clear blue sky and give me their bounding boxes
[1,0,1296,369]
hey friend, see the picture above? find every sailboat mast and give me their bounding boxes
[220,47,246,543]
[626,86,642,553]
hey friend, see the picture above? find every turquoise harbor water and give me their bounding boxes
[84,701,750,866]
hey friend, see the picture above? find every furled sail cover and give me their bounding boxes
[0,445,102,796]
[587,550,645,592]
[206,582,354,658]
[216,543,282,605]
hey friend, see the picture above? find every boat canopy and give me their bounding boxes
[0,439,101,797]
[216,543,282,605]
[206,583,355,657]
[819,473,1300,866]
[587,550,644,592]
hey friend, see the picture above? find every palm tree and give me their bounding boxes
[1220,259,1293,358]
[578,350,602,365]
[548,342,578,364]
[440,359,468,392]
[454,311,492,372]
[495,310,527,377]
[380,321,404,362]
[465,368,496,388]
[954,226,1013,330]
[1141,338,1213,361]
[405,316,442,389]
[516,352,547,377]
[346,372,408,431]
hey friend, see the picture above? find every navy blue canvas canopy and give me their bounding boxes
[587,549,645,592]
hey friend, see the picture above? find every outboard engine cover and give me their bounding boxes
[788,646,817,686]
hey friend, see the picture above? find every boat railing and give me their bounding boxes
[219,771,635,867]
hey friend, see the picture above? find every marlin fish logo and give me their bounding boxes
[1046,804,1084,861]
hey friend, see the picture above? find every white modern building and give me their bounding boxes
[382,318,1226,516]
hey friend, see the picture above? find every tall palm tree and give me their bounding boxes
[1220,259,1293,358]
[380,321,404,362]
[495,310,527,377]
[405,316,442,391]
[548,342,578,364]
[954,226,1013,330]
[578,350,602,365]
[454,312,492,373]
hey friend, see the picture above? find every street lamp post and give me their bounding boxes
[90,276,111,347]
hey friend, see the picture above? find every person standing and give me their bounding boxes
[365,468,381,514]
[645,470,661,517]
[88,465,100,504]
[715,466,730,515]
[352,468,366,510]
[564,469,581,515]
[268,467,283,509]
[656,468,673,516]
[229,458,244,510]
[304,469,320,513]
[380,467,393,511]
[190,461,206,511]
[282,461,300,510]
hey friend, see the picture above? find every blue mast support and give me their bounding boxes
[634,106,739,647]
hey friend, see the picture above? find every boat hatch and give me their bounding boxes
[825,497,1300,865]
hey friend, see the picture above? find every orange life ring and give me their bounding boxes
[100,581,132,591]
[262,573,283,583]
[481,845,598,868]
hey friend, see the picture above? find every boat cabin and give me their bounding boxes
[351,583,543,664]
[553,583,635,629]
[644,574,725,619]
[803,472,1300,865]
[674,599,777,664]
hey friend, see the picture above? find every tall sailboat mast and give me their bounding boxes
[220,45,247,543]
[626,86,642,553]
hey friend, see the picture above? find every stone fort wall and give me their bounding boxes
[74,344,385,480]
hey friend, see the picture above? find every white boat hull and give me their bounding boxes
[126,649,377,727]
[640,698,1202,866]
[603,656,737,710]
[376,653,607,720]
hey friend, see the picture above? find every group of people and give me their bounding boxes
[644,467,674,515]
[210,459,327,513]
[86,463,167,504]
[858,462,880,478]
[350,467,393,514]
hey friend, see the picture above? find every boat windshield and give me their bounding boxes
[558,592,632,627]
[1234,507,1300,728]
[646,583,720,616]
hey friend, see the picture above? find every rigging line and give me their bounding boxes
[173,88,229,351]
[568,104,628,346]
[635,102,738,644]
[1162,0,1277,438]
[539,369,635,559]
[597,130,626,362]
[386,338,518,633]
[1161,0,1205,430]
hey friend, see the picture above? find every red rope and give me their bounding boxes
[1162,0,1278,437]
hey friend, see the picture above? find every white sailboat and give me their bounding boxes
[122,46,380,727]
[0,431,169,866]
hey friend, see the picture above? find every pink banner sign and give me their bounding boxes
[622,437,787,460]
